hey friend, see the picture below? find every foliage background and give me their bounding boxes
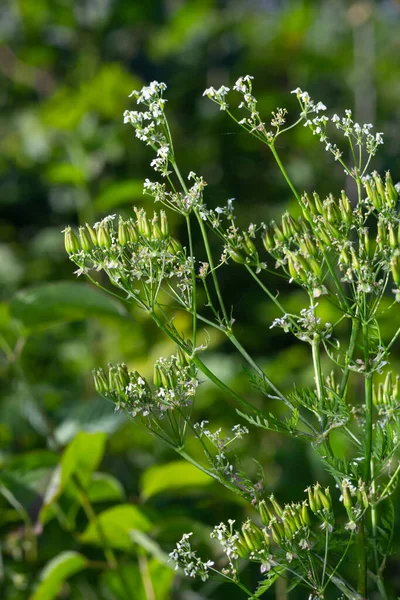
[1,0,400,598]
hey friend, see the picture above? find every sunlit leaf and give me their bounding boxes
[80,504,152,549]
[87,472,125,503]
[10,282,128,330]
[140,460,213,500]
[30,551,88,600]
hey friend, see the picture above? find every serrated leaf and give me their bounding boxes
[251,567,285,598]
[140,460,213,500]
[30,551,88,600]
[80,505,152,549]
[10,282,128,330]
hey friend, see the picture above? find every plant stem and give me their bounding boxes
[73,475,132,600]
[185,213,197,349]
[340,317,360,397]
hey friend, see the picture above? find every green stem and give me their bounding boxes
[357,521,367,598]
[370,461,389,600]
[269,143,351,314]
[73,475,131,600]
[340,317,360,398]
[185,213,197,349]
[195,209,230,326]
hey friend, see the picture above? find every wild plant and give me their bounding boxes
[64,77,400,599]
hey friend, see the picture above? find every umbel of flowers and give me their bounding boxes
[65,78,400,599]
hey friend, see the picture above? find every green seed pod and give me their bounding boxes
[64,226,80,255]
[287,256,299,280]
[364,178,381,210]
[298,216,310,233]
[362,229,370,257]
[312,192,324,215]
[176,346,189,368]
[229,249,246,264]
[258,500,272,526]
[159,367,170,389]
[127,221,139,243]
[93,368,109,394]
[283,517,294,539]
[327,204,338,225]
[109,365,123,394]
[385,171,398,207]
[307,257,322,278]
[350,247,360,272]
[372,383,378,406]
[269,518,282,545]
[168,238,183,255]
[312,484,323,511]
[236,536,249,559]
[263,227,275,252]
[392,377,400,401]
[391,254,400,286]
[271,220,285,243]
[86,223,99,246]
[118,219,128,246]
[301,501,311,526]
[384,372,393,398]
[243,233,258,257]
[281,214,292,239]
[262,529,270,549]
[98,224,112,249]
[241,525,256,552]
[359,482,369,509]
[319,487,332,511]
[341,482,352,510]
[117,364,130,389]
[301,193,317,220]
[397,224,400,246]
[79,226,92,252]
[316,227,331,247]
[388,224,397,249]
[290,506,303,531]
[152,217,163,240]
[326,222,341,241]
[135,208,151,238]
[288,214,300,235]
[153,364,162,388]
[378,382,384,406]
[373,171,386,201]
[160,211,170,237]
[339,190,352,226]
[269,494,283,518]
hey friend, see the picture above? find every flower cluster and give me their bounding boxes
[168,533,214,582]
[93,347,198,420]
[64,208,193,310]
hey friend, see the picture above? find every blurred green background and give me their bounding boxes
[1,0,400,598]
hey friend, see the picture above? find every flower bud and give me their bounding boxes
[64,226,80,255]
[86,223,99,246]
[79,226,92,252]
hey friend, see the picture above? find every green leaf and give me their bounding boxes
[140,460,213,500]
[10,282,128,330]
[95,180,144,211]
[45,163,87,186]
[80,504,152,549]
[102,560,174,600]
[30,551,88,600]
[251,567,285,598]
[40,432,107,523]
[86,473,125,503]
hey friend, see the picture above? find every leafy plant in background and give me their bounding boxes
[65,77,400,599]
